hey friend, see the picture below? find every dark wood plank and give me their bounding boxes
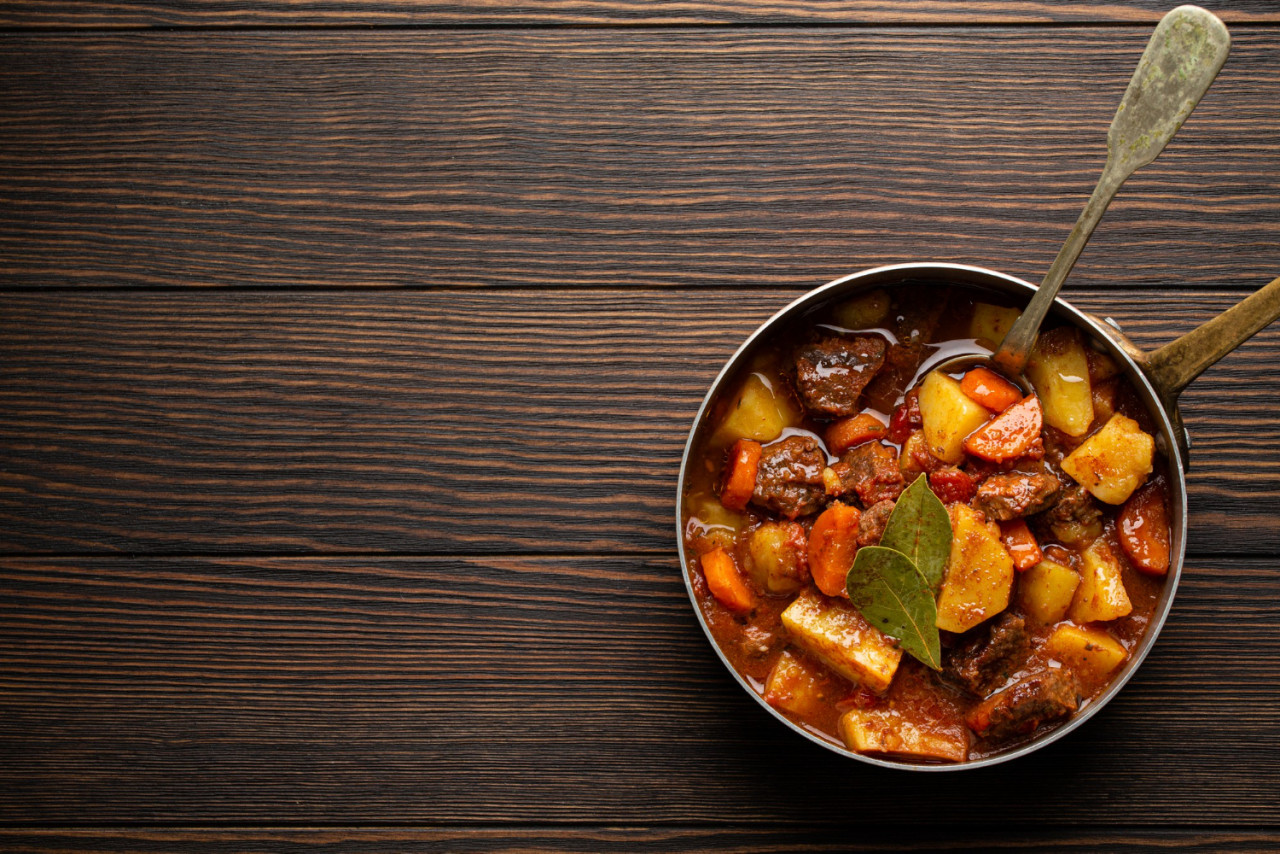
[1,0,1278,27]
[1,554,1277,823]
[3,288,1279,555]
[0,30,1276,292]
[4,828,1280,853]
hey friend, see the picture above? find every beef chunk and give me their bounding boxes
[973,471,1060,521]
[1042,483,1102,528]
[793,335,887,417]
[944,613,1030,697]
[751,435,826,519]
[966,668,1078,742]
[825,442,906,506]
[857,499,896,547]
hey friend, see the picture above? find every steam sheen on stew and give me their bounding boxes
[682,284,1172,764]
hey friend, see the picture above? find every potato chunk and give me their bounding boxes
[935,504,1016,633]
[969,303,1022,350]
[1017,559,1081,625]
[713,372,801,444]
[1026,326,1093,437]
[1068,540,1132,623]
[1045,624,1127,683]
[833,289,890,329]
[780,588,903,693]
[839,707,968,763]
[746,521,809,595]
[918,371,991,464]
[764,650,842,720]
[1061,414,1155,505]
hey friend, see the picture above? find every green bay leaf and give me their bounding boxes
[846,545,942,671]
[880,475,952,590]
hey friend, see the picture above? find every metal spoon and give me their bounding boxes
[941,5,1231,383]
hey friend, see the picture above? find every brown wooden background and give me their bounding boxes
[2,2,1279,851]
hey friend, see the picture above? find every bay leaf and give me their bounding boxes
[846,545,942,671]
[880,475,952,590]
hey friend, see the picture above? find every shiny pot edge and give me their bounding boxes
[675,262,1188,772]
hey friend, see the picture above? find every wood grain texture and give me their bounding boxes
[2,0,1279,27]
[2,288,1280,555]
[1,553,1277,824]
[4,828,1280,853]
[0,29,1277,292]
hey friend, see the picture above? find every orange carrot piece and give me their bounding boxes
[807,502,862,598]
[824,412,887,456]
[1118,478,1171,576]
[719,439,762,512]
[963,394,1043,462]
[999,519,1043,571]
[701,547,757,612]
[960,367,1023,413]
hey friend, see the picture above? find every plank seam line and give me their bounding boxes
[4,21,1280,36]
[3,822,1280,831]
[0,549,1258,562]
[0,282,1269,295]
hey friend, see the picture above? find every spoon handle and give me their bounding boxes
[993,5,1231,376]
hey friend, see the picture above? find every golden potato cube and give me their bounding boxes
[746,522,807,595]
[918,371,991,464]
[780,588,903,693]
[1068,540,1133,623]
[1045,624,1128,682]
[1026,326,1094,437]
[833,289,890,329]
[764,649,838,720]
[684,491,747,553]
[1061,414,1155,505]
[713,372,800,444]
[1017,559,1081,624]
[969,303,1022,349]
[935,504,1015,633]
[838,708,968,763]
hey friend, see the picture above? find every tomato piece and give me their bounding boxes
[719,438,762,512]
[1118,477,1171,576]
[998,519,1043,571]
[807,502,862,598]
[825,412,888,456]
[963,394,1043,462]
[927,466,976,504]
[700,547,757,613]
[887,388,922,444]
[960,366,1023,412]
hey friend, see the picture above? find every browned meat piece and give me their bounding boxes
[944,613,1030,697]
[1042,483,1102,528]
[793,335,887,417]
[972,471,1060,521]
[751,435,827,519]
[966,668,1078,742]
[857,499,896,547]
[825,442,906,506]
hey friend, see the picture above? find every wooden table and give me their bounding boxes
[2,2,1278,850]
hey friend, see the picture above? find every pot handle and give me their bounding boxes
[1118,275,1280,465]
[1138,275,1280,398]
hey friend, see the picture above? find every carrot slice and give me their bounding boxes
[960,367,1022,413]
[807,502,862,598]
[963,394,1043,462]
[998,519,1043,571]
[1118,478,1171,576]
[701,547,757,612]
[824,412,887,456]
[719,439,762,512]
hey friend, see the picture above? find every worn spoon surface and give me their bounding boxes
[937,5,1231,383]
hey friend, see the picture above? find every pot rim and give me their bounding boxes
[676,261,1188,771]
